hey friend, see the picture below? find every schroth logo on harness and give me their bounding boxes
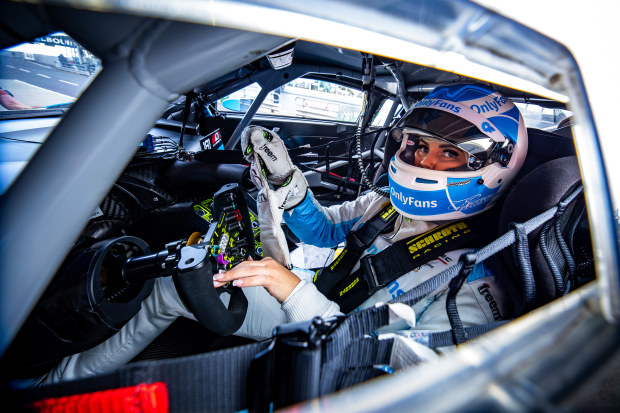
[313,204,479,313]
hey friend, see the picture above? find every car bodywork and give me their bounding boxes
[0,0,619,411]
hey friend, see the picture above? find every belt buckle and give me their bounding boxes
[346,231,365,251]
[360,256,383,295]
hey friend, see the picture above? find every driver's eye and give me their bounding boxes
[443,149,460,158]
[416,144,429,154]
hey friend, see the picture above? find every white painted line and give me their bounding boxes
[59,79,78,86]
[19,68,31,73]
[37,74,51,79]
[13,79,74,100]
[7,65,15,69]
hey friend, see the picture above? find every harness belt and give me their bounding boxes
[317,215,480,313]
[313,202,398,295]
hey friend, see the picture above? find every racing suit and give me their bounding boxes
[276,189,509,331]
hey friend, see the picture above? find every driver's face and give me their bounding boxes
[413,137,468,171]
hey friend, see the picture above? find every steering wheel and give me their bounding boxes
[173,183,256,335]
[175,245,248,336]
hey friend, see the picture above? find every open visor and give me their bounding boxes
[390,108,511,171]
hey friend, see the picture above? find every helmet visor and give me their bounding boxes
[390,108,505,170]
[395,131,469,171]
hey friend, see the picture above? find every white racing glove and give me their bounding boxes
[242,126,309,267]
[241,126,308,211]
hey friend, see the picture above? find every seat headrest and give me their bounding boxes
[499,156,582,228]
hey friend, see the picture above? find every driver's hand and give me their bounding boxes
[242,126,295,186]
[242,126,308,210]
[213,256,301,303]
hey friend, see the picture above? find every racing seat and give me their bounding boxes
[491,155,593,316]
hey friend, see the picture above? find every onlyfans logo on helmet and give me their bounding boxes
[470,96,509,114]
[391,187,437,208]
[417,98,461,114]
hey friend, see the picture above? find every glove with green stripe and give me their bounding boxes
[242,126,308,210]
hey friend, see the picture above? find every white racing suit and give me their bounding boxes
[278,189,509,330]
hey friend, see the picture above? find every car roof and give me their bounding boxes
[1,1,569,105]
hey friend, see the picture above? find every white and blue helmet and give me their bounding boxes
[388,83,528,221]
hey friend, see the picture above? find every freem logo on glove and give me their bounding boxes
[258,144,278,161]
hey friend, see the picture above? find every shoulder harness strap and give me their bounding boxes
[313,202,398,295]
[329,218,481,312]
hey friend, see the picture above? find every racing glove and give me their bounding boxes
[242,126,309,267]
[241,126,308,211]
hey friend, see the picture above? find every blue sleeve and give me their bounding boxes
[466,259,494,282]
[284,192,362,248]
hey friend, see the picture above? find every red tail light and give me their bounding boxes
[30,382,168,413]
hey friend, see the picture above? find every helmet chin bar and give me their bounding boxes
[389,155,506,221]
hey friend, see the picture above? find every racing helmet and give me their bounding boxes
[388,83,528,221]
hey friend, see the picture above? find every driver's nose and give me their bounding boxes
[419,151,439,169]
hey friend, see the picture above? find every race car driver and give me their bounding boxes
[219,82,528,327]
[38,83,528,384]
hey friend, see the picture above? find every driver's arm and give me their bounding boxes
[283,189,381,247]
[242,126,382,248]
[214,256,342,323]
[238,126,378,321]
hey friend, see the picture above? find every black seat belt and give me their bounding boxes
[301,188,584,402]
[325,218,481,313]
[313,202,398,294]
